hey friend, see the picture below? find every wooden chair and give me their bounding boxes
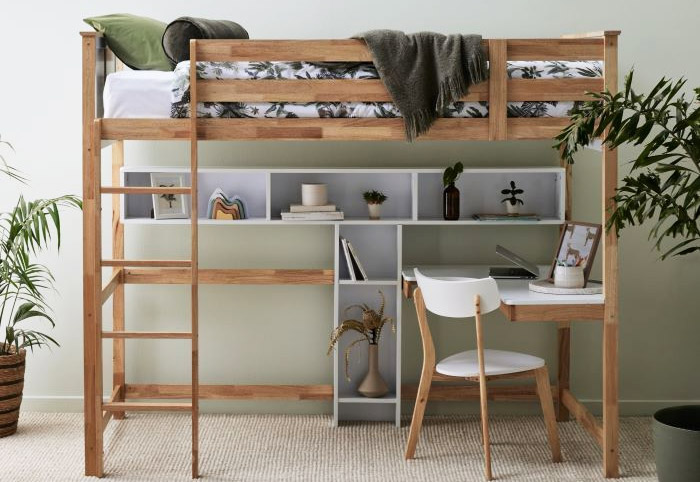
[405,269,562,480]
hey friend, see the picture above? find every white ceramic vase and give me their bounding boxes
[301,183,328,206]
[553,266,585,288]
[367,203,381,220]
[506,202,520,215]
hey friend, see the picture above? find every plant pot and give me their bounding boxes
[553,266,585,288]
[358,344,388,398]
[653,405,700,481]
[367,202,381,220]
[301,183,328,206]
[506,201,520,215]
[0,346,26,437]
[443,183,460,221]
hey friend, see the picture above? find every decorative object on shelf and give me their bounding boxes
[150,173,189,220]
[327,291,395,398]
[529,279,602,295]
[442,161,463,221]
[501,180,524,215]
[555,71,700,480]
[281,210,344,221]
[301,183,328,206]
[340,236,368,281]
[289,203,336,213]
[473,213,540,222]
[362,190,387,220]
[206,188,248,220]
[0,136,80,437]
[547,221,601,286]
[552,263,585,289]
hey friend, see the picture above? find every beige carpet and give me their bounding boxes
[0,413,656,481]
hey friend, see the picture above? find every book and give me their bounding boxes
[473,213,540,221]
[281,211,344,221]
[340,237,355,281]
[346,241,368,281]
[289,203,337,213]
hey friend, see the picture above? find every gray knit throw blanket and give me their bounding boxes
[353,30,487,141]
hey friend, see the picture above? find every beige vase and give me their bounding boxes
[358,344,389,398]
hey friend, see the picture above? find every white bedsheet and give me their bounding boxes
[104,70,175,119]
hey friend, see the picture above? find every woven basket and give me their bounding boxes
[0,345,26,437]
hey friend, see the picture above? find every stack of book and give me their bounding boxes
[281,203,344,221]
[206,188,248,220]
[340,236,368,281]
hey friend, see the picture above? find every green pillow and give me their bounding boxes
[84,14,173,71]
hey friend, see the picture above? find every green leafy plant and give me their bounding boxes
[362,190,387,204]
[443,161,464,186]
[501,180,524,206]
[555,70,699,259]
[1,138,81,355]
[327,290,395,381]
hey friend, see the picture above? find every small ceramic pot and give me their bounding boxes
[301,183,327,206]
[506,202,520,215]
[367,203,381,220]
[553,266,585,288]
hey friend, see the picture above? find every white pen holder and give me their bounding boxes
[553,265,585,288]
[301,183,328,206]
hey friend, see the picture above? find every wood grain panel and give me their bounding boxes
[499,302,604,322]
[125,384,333,400]
[197,39,375,62]
[507,39,604,60]
[123,268,334,285]
[508,78,603,101]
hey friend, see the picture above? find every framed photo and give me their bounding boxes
[548,221,602,284]
[150,173,189,220]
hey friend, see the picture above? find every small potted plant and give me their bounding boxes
[501,180,524,215]
[0,136,80,437]
[363,190,387,220]
[442,161,463,220]
[327,291,395,397]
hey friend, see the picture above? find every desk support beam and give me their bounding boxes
[557,321,571,421]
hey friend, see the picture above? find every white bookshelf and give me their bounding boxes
[119,166,563,426]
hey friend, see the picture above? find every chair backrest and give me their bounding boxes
[414,269,500,319]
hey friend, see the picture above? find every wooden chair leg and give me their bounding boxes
[405,369,433,459]
[534,366,562,463]
[478,374,493,481]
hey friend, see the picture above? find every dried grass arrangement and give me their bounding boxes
[327,290,395,381]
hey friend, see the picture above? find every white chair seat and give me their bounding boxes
[436,349,545,377]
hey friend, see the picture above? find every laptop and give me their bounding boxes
[489,245,540,279]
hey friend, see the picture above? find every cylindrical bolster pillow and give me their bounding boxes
[162,17,249,64]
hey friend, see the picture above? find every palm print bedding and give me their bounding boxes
[170,60,602,119]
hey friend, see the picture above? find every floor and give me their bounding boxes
[0,413,657,481]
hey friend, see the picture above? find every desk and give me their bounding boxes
[401,264,614,476]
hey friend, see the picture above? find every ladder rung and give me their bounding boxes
[103,402,192,412]
[101,186,192,195]
[102,259,192,268]
[103,331,192,339]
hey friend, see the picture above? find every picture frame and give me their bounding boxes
[548,221,602,285]
[150,173,189,220]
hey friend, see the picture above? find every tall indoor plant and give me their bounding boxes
[555,71,699,482]
[0,136,80,436]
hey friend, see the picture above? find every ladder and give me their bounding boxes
[83,118,200,478]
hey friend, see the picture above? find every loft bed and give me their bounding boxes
[81,31,621,479]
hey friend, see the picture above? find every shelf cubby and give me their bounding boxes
[417,167,565,222]
[270,170,413,222]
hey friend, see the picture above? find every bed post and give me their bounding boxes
[601,30,620,479]
[488,39,507,140]
[81,32,104,478]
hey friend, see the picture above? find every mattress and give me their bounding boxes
[104,60,602,119]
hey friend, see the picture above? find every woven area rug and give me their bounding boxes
[0,413,656,481]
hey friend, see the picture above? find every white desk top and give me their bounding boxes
[401,265,604,306]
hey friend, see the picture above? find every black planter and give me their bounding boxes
[653,405,700,481]
[443,183,460,220]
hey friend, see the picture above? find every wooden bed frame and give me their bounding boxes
[81,31,621,479]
